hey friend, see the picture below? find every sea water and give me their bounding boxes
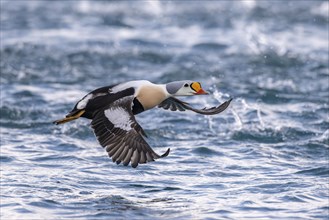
[1,1,328,219]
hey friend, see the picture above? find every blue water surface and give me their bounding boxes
[1,1,328,219]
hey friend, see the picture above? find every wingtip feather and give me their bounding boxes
[161,148,170,158]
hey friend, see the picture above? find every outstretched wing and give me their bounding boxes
[91,96,170,168]
[158,97,232,115]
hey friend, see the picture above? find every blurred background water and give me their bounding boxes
[1,1,328,219]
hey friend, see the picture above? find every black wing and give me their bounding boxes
[158,97,232,115]
[91,96,170,168]
[67,86,133,119]
[66,84,117,118]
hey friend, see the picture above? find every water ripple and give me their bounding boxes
[1,1,328,219]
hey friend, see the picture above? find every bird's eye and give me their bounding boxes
[184,83,189,87]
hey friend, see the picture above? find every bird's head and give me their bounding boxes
[166,80,208,96]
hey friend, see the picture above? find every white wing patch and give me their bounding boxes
[104,107,132,131]
[77,94,93,109]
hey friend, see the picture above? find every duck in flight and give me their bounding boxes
[54,80,232,168]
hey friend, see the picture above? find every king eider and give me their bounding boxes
[54,80,232,168]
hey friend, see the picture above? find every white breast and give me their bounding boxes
[136,84,169,110]
[111,80,170,111]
